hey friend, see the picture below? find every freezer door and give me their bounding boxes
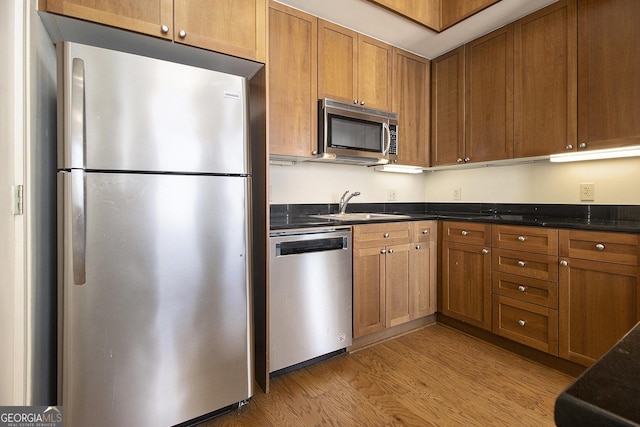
[59,42,248,175]
[59,172,252,427]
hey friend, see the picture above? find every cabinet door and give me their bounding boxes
[410,239,436,319]
[465,25,514,163]
[514,0,577,157]
[317,20,357,104]
[357,35,393,110]
[442,241,492,330]
[385,244,411,328]
[43,0,174,39]
[559,258,640,366]
[174,0,266,62]
[577,0,640,150]
[268,3,317,158]
[353,246,385,338]
[431,46,465,166]
[393,48,430,167]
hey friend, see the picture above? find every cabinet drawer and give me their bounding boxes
[411,221,436,242]
[492,225,558,255]
[492,248,559,282]
[442,221,491,246]
[559,229,640,266]
[492,295,558,355]
[354,222,410,248]
[492,272,558,308]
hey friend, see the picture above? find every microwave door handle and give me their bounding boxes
[382,122,391,155]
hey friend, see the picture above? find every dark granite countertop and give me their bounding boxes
[270,203,640,233]
[555,321,640,426]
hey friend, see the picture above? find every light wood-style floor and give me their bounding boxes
[202,324,573,426]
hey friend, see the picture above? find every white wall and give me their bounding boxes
[0,0,26,406]
[270,156,640,206]
[424,157,640,205]
[269,161,426,204]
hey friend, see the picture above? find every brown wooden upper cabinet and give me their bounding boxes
[431,46,465,166]
[393,48,430,167]
[513,0,577,157]
[267,2,317,158]
[318,20,393,111]
[41,0,267,62]
[431,25,514,166]
[577,0,640,150]
[366,0,500,32]
[465,25,514,164]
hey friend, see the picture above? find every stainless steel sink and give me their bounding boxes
[312,212,411,221]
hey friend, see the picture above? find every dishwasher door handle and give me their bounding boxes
[275,236,348,256]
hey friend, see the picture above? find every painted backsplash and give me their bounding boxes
[269,156,640,206]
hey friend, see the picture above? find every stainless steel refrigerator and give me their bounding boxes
[57,42,253,426]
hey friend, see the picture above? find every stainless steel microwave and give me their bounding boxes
[316,98,398,165]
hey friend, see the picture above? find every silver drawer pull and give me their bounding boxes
[422,229,429,234]
[518,285,526,292]
[517,260,526,267]
[482,249,489,254]
[518,236,526,242]
[595,243,605,251]
[461,230,469,236]
[415,244,421,250]
[388,248,394,254]
[380,249,387,254]
[518,319,526,327]
[560,260,568,267]
[383,233,390,238]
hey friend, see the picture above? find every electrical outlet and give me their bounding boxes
[580,183,595,201]
[387,188,397,201]
[453,187,461,200]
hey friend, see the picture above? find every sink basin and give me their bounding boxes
[312,212,411,221]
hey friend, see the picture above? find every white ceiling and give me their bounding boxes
[274,0,558,59]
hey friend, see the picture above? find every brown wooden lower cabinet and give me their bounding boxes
[492,294,559,355]
[442,240,492,330]
[558,257,640,366]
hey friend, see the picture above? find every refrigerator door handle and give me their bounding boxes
[70,58,85,169]
[71,169,86,285]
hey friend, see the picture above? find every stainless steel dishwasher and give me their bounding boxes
[269,227,353,373]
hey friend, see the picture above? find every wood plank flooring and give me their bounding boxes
[201,324,573,426]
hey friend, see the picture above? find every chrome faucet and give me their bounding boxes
[338,190,361,214]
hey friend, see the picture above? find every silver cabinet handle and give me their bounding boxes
[461,230,469,236]
[353,99,358,104]
[415,244,421,250]
[482,249,489,254]
[579,142,587,149]
[517,260,526,267]
[161,24,170,34]
[380,249,387,254]
[518,320,526,327]
[179,29,187,38]
[388,248,394,254]
[464,157,470,162]
[456,158,464,163]
[595,243,605,251]
[383,233,390,238]
[518,236,526,242]
[422,229,429,234]
[360,100,365,105]
[71,170,86,285]
[560,260,568,267]
[566,144,573,150]
[518,285,526,292]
